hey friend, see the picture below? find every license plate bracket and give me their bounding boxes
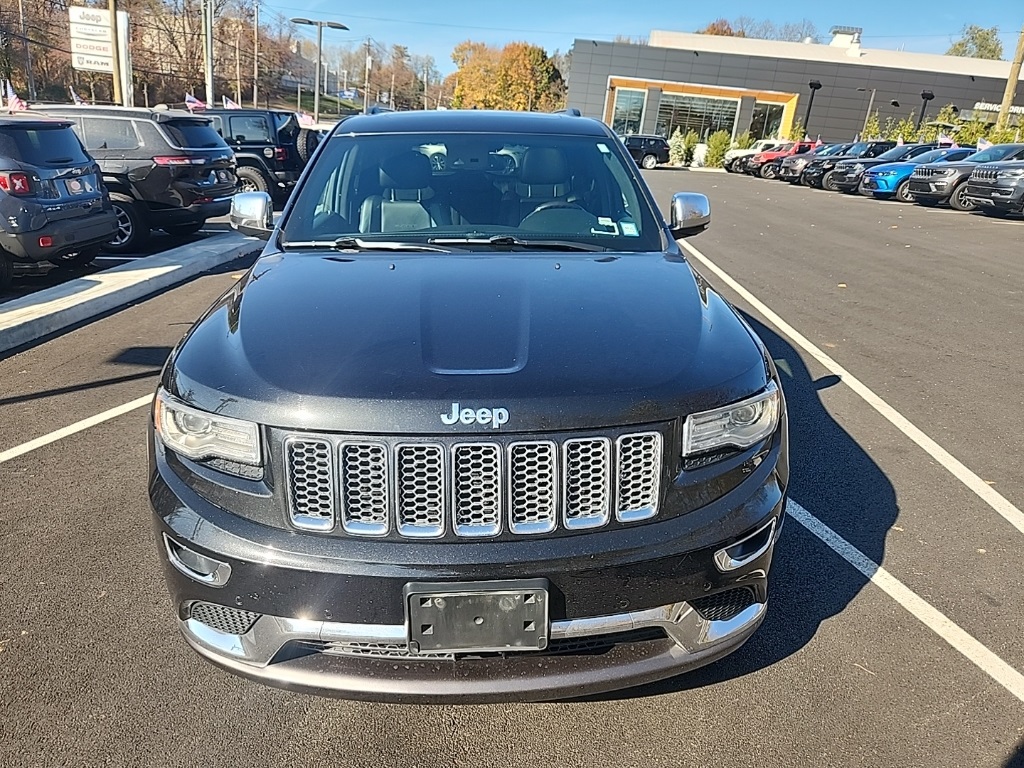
[405,579,550,654]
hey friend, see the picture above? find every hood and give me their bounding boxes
[165,251,769,434]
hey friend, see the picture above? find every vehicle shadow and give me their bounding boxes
[592,312,900,699]
[1007,739,1024,768]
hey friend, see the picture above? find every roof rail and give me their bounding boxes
[553,108,582,117]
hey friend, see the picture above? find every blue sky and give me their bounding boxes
[262,0,1021,73]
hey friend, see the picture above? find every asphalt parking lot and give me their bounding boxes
[1,170,1023,767]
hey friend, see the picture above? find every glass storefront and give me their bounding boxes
[611,88,645,135]
[655,93,738,140]
[750,102,785,139]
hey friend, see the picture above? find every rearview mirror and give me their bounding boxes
[230,192,273,240]
[669,192,710,238]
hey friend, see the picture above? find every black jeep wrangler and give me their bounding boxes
[150,110,789,702]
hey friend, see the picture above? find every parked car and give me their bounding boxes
[801,140,897,190]
[745,141,816,178]
[0,114,118,289]
[724,139,785,173]
[151,109,789,702]
[622,134,671,169]
[963,159,1024,217]
[859,147,976,202]
[777,143,853,183]
[204,108,311,199]
[830,144,939,194]
[36,105,236,252]
[910,143,1024,211]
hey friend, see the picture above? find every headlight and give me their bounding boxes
[997,169,1024,178]
[155,390,261,465]
[793,159,809,170]
[853,163,865,173]
[821,161,836,169]
[683,382,780,456]
[876,170,898,177]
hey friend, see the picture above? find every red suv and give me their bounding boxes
[746,141,817,179]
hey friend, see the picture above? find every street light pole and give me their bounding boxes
[803,80,822,133]
[290,17,349,123]
[858,87,876,134]
[916,90,934,131]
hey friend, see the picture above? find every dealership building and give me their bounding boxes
[567,27,1021,142]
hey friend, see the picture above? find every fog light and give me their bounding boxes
[164,534,231,586]
[38,236,53,248]
[713,518,776,572]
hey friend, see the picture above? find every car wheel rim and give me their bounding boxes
[239,178,258,193]
[643,156,656,169]
[956,187,970,208]
[111,205,133,246]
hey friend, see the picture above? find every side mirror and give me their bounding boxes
[230,191,273,240]
[669,192,710,238]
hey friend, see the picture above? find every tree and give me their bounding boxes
[946,25,1003,60]
[862,111,881,140]
[696,19,744,37]
[451,40,564,111]
[787,119,806,141]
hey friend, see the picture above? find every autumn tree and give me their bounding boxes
[696,19,744,37]
[946,25,1003,60]
[697,17,820,43]
[451,41,564,111]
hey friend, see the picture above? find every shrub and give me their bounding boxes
[682,129,699,165]
[668,127,687,165]
[987,126,1020,144]
[704,130,733,167]
[954,117,989,146]
[888,113,919,142]
[788,119,806,141]
[734,131,754,149]
[862,111,881,140]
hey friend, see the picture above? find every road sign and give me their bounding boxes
[70,22,112,42]
[71,38,115,58]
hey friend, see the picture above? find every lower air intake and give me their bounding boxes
[689,588,757,622]
[189,602,261,635]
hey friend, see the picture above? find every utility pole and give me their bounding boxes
[109,0,122,105]
[235,24,241,104]
[16,0,35,100]
[997,25,1024,131]
[363,38,371,113]
[252,2,259,107]
[423,65,428,110]
[202,0,215,105]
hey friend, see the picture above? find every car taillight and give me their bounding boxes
[274,147,288,161]
[0,171,33,195]
[154,156,206,166]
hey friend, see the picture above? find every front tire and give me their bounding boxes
[822,171,840,191]
[237,166,271,194]
[895,179,914,203]
[948,182,975,212]
[641,154,658,170]
[759,163,776,179]
[106,194,149,254]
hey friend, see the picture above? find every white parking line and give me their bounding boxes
[788,500,1024,704]
[0,394,152,465]
[678,238,1024,536]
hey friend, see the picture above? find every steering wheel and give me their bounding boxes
[529,201,586,215]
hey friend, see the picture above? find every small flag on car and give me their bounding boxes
[69,86,87,105]
[896,136,904,146]
[814,135,823,148]
[184,93,207,112]
[222,96,242,109]
[977,137,993,151]
[5,80,27,112]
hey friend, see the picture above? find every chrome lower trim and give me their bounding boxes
[164,534,232,587]
[180,598,767,668]
[713,518,777,573]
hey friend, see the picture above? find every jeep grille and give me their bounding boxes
[283,430,664,538]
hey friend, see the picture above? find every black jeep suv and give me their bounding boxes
[623,134,671,169]
[204,108,310,200]
[150,110,788,702]
[0,115,117,289]
[802,140,896,190]
[911,144,1024,211]
[37,106,236,252]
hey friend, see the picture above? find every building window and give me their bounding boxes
[655,93,738,140]
[750,102,785,139]
[611,88,646,135]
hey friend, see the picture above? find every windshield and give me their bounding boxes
[966,145,1023,163]
[842,142,870,157]
[876,146,919,161]
[162,120,229,149]
[912,149,958,164]
[0,125,90,165]
[281,132,663,252]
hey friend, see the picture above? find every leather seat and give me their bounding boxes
[359,151,451,233]
[507,147,572,225]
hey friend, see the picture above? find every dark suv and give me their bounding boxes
[802,140,897,190]
[911,144,1024,211]
[149,110,788,702]
[37,106,236,252]
[0,115,117,289]
[204,109,309,199]
[830,143,939,193]
[622,134,671,169]
[964,158,1024,217]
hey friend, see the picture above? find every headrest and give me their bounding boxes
[380,151,432,190]
[519,147,569,185]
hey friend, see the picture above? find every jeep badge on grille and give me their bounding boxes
[441,403,510,429]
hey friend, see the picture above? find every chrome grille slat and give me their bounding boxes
[616,432,662,522]
[452,443,502,537]
[283,430,663,538]
[508,441,558,534]
[562,438,611,529]
[285,438,335,531]
[396,444,446,538]
[339,442,390,536]
[973,168,998,181]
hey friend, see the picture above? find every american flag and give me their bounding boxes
[5,80,27,112]
[70,86,87,105]
[184,93,207,112]
[814,135,823,148]
[222,96,242,109]
[977,137,993,151]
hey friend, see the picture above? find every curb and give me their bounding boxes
[0,232,261,354]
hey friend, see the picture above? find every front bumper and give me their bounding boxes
[0,208,118,262]
[802,166,830,185]
[833,171,864,191]
[964,181,1024,211]
[150,426,787,702]
[908,177,954,201]
[861,175,898,195]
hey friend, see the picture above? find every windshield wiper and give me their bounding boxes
[428,235,606,252]
[282,237,452,253]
